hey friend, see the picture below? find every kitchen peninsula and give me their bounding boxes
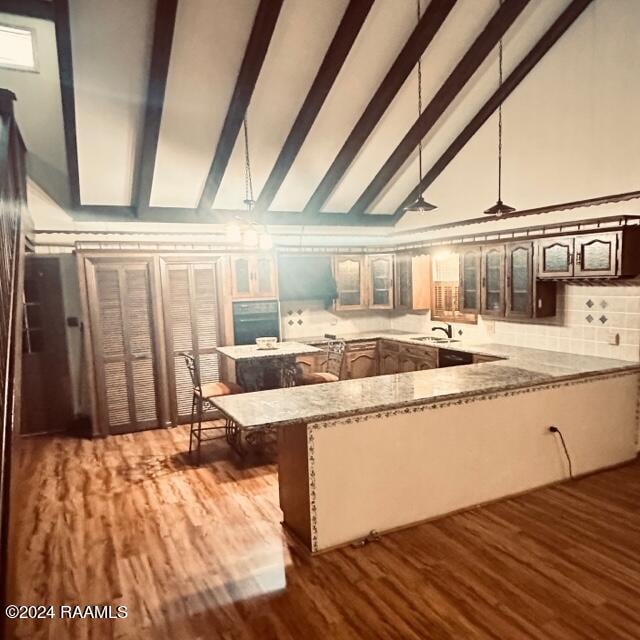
[213,338,640,553]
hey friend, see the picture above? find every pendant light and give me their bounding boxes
[226,114,272,248]
[404,0,436,214]
[484,0,515,217]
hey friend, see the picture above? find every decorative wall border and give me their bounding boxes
[305,368,639,553]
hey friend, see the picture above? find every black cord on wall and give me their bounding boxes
[549,426,573,479]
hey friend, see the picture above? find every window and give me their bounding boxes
[0,24,37,72]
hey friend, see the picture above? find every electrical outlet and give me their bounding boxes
[608,330,620,346]
[485,321,495,335]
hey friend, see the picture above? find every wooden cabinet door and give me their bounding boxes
[505,242,533,318]
[252,255,277,297]
[459,248,481,312]
[481,246,505,316]
[394,254,412,310]
[334,256,366,310]
[162,262,222,425]
[574,232,620,277]
[347,351,377,379]
[398,354,417,373]
[230,256,252,297]
[368,254,394,309]
[379,350,399,375]
[538,238,574,278]
[89,261,160,434]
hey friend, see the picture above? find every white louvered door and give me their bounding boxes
[91,262,160,433]
[163,262,221,424]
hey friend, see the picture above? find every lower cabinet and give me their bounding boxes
[344,341,378,379]
[378,340,400,375]
[398,344,438,373]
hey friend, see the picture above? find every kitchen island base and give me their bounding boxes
[278,372,639,553]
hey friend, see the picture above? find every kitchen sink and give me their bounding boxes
[413,336,460,344]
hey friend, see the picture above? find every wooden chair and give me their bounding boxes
[295,339,345,385]
[182,353,243,465]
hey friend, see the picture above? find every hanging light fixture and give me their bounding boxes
[484,1,515,217]
[225,114,273,248]
[405,0,436,214]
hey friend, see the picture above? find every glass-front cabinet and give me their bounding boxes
[334,256,366,310]
[459,248,481,312]
[574,232,619,277]
[537,238,573,278]
[505,242,533,318]
[481,246,505,316]
[230,255,277,299]
[368,254,394,309]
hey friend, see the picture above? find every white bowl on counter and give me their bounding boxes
[256,336,278,350]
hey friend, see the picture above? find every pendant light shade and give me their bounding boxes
[483,199,516,216]
[407,0,436,215]
[484,0,515,217]
[405,194,437,213]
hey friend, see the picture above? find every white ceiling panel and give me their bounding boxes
[397,0,639,230]
[213,0,348,210]
[150,0,259,208]
[70,0,156,205]
[270,0,419,212]
[323,0,497,214]
[370,0,573,215]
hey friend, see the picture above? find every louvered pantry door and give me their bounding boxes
[163,262,221,424]
[91,262,160,433]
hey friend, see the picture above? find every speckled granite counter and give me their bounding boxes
[217,342,322,360]
[213,341,640,429]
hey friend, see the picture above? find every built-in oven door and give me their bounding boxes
[232,301,280,345]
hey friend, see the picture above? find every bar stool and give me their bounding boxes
[295,339,346,385]
[182,353,243,465]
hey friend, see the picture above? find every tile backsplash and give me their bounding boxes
[390,282,640,362]
[280,300,392,339]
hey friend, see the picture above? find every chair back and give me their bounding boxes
[325,340,346,379]
[182,352,202,394]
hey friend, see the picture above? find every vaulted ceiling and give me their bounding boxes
[2,0,639,230]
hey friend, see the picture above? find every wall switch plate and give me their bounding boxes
[608,330,620,346]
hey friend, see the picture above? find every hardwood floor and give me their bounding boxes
[6,425,640,639]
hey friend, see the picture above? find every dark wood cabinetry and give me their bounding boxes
[334,255,367,310]
[378,340,400,375]
[505,242,533,318]
[459,248,481,313]
[344,341,378,379]
[481,246,505,316]
[368,255,394,309]
[397,344,437,372]
[537,229,640,279]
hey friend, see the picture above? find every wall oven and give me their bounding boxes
[232,300,281,345]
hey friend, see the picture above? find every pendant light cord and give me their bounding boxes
[243,116,254,211]
[416,0,423,184]
[497,0,504,202]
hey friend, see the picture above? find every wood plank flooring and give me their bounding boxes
[5,425,640,639]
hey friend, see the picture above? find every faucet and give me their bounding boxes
[432,323,453,339]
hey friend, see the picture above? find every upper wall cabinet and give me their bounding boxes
[505,242,533,318]
[395,254,431,311]
[537,229,640,279]
[229,255,277,299]
[368,254,394,310]
[334,255,367,311]
[459,248,481,313]
[480,245,505,317]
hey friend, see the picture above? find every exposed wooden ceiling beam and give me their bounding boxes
[394,0,594,221]
[133,0,178,217]
[53,0,80,208]
[197,0,283,213]
[0,0,54,21]
[302,0,456,216]
[348,0,530,217]
[254,0,374,215]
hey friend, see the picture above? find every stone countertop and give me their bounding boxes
[217,342,323,361]
[212,341,640,429]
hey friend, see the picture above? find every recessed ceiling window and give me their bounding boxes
[0,24,38,72]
